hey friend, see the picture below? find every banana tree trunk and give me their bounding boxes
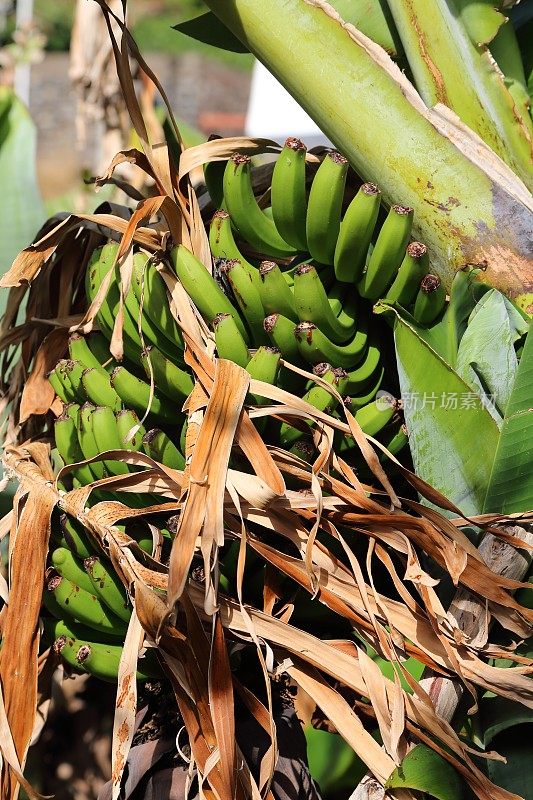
[205,0,533,307]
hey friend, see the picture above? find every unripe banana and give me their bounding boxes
[86,332,120,372]
[89,405,129,476]
[46,574,128,637]
[354,393,398,437]
[258,261,298,322]
[54,410,95,486]
[81,367,122,412]
[280,363,344,446]
[213,312,250,367]
[271,136,308,251]
[338,392,398,450]
[334,182,381,282]
[142,428,185,471]
[358,205,414,301]
[263,314,304,366]
[343,333,381,395]
[140,345,194,402]
[85,244,141,362]
[42,616,119,649]
[294,318,368,369]
[413,274,447,326]
[130,252,185,356]
[246,346,281,404]
[223,154,296,259]
[51,547,95,594]
[209,209,261,290]
[84,556,131,622]
[294,264,357,344]
[289,439,316,463]
[48,362,76,404]
[221,258,269,344]
[110,366,176,425]
[306,151,349,264]
[379,421,409,460]
[69,332,107,372]
[63,359,87,402]
[53,629,160,682]
[384,241,429,307]
[59,514,95,560]
[348,367,385,410]
[116,409,146,452]
[77,403,105,480]
[171,244,249,343]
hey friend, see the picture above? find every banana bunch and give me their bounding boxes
[43,139,440,678]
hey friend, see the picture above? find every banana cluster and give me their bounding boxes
[44,139,446,678]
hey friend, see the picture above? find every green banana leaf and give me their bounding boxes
[385,744,464,799]
[484,726,533,800]
[392,284,532,515]
[203,0,533,300]
[0,87,44,293]
[305,726,366,793]
[483,319,533,513]
[173,11,249,52]
[481,696,533,747]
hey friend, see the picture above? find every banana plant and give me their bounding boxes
[192,1,533,305]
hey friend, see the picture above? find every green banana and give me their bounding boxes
[171,244,249,343]
[354,393,398,436]
[52,624,160,682]
[348,366,385,410]
[209,209,261,289]
[86,332,119,372]
[116,409,146,452]
[413,274,447,326]
[294,264,357,343]
[306,151,349,265]
[51,547,95,594]
[69,332,107,372]
[85,244,142,362]
[58,515,95,560]
[48,362,77,404]
[294,317,369,369]
[46,574,128,637]
[258,261,298,322]
[213,312,250,367]
[263,313,304,365]
[246,346,281,404]
[143,428,185,471]
[42,616,118,649]
[89,405,129,476]
[289,439,316,463]
[221,258,269,344]
[270,136,308,251]
[84,556,131,622]
[334,182,381,282]
[130,252,185,355]
[110,366,176,425]
[54,410,96,486]
[384,241,429,307]
[140,345,194,402]
[338,392,398,450]
[342,333,381,395]
[77,403,105,480]
[379,421,409,460]
[358,205,414,300]
[81,367,122,412]
[223,153,296,259]
[280,363,344,446]
[63,359,87,402]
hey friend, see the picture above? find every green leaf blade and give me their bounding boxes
[385,744,464,800]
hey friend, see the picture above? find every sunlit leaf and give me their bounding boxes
[385,744,464,799]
